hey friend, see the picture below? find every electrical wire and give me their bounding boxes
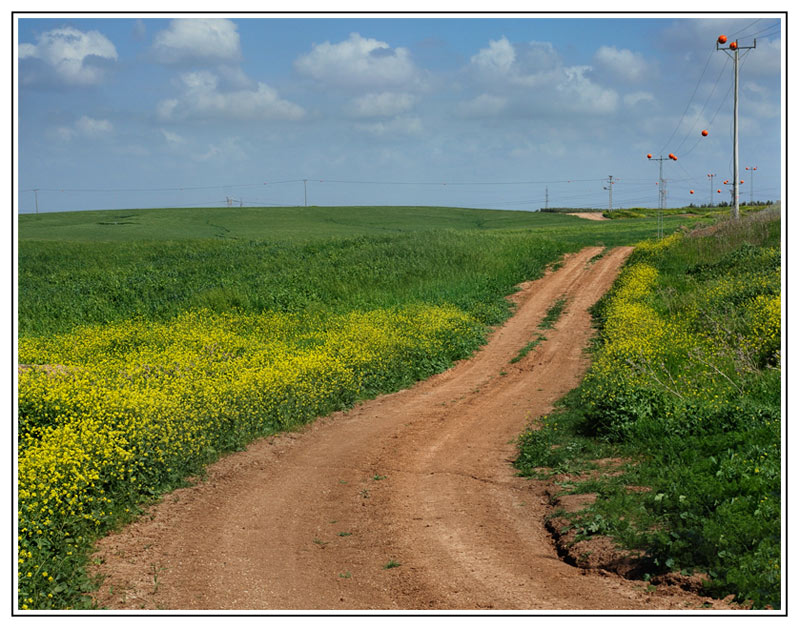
[730,18,763,37]
[675,55,730,154]
[657,46,715,156]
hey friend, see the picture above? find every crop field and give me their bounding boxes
[515,208,782,608]
[17,204,780,609]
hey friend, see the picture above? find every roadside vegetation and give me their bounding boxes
[515,208,782,609]
[14,204,714,609]
[601,203,772,220]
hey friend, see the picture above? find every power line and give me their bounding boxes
[674,55,731,154]
[21,177,609,195]
[20,180,305,193]
[657,47,716,156]
[730,18,763,37]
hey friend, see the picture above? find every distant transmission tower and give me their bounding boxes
[647,153,677,238]
[603,175,617,212]
[707,173,716,207]
[545,186,549,210]
[745,165,757,204]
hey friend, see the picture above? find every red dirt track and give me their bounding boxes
[91,246,732,611]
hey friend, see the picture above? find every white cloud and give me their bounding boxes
[156,98,179,120]
[556,66,619,114]
[470,37,516,75]
[191,137,248,163]
[466,37,618,116]
[52,115,113,142]
[593,46,649,82]
[347,92,416,118]
[624,91,656,107]
[53,126,76,142]
[457,93,507,118]
[19,26,117,86]
[739,37,781,77]
[157,70,304,121]
[75,115,113,136]
[160,129,186,145]
[294,33,420,88]
[468,38,561,88]
[151,18,241,64]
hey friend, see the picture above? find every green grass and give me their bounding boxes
[18,206,708,338]
[510,296,567,364]
[19,204,706,244]
[510,333,547,364]
[515,209,782,609]
[538,296,567,330]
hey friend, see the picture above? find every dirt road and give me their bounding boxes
[91,247,727,611]
[567,213,609,221]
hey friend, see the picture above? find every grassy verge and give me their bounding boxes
[515,209,782,609]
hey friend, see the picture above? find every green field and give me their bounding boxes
[19,206,697,337]
[19,204,699,242]
[19,203,780,610]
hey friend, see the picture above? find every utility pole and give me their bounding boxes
[717,35,756,219]
[603,175,616,212]
[33,188,39,215]
[647,153,677,238]
[303,179,308,207]
[707,173,716,208]
[745,166,757,204]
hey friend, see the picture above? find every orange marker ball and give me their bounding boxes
[701,129,709,136]
[718,35,728,44]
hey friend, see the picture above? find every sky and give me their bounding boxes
[15,11,784,213]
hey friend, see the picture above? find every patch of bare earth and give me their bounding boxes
[90,247,736,611]
[566,213,609,221]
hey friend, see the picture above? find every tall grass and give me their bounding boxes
[19,231,571,337]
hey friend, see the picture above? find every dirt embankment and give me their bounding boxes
[91,247,735,611]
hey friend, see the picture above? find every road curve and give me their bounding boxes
[92,246,724,611]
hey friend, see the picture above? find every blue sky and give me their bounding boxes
[16,13,784,213]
